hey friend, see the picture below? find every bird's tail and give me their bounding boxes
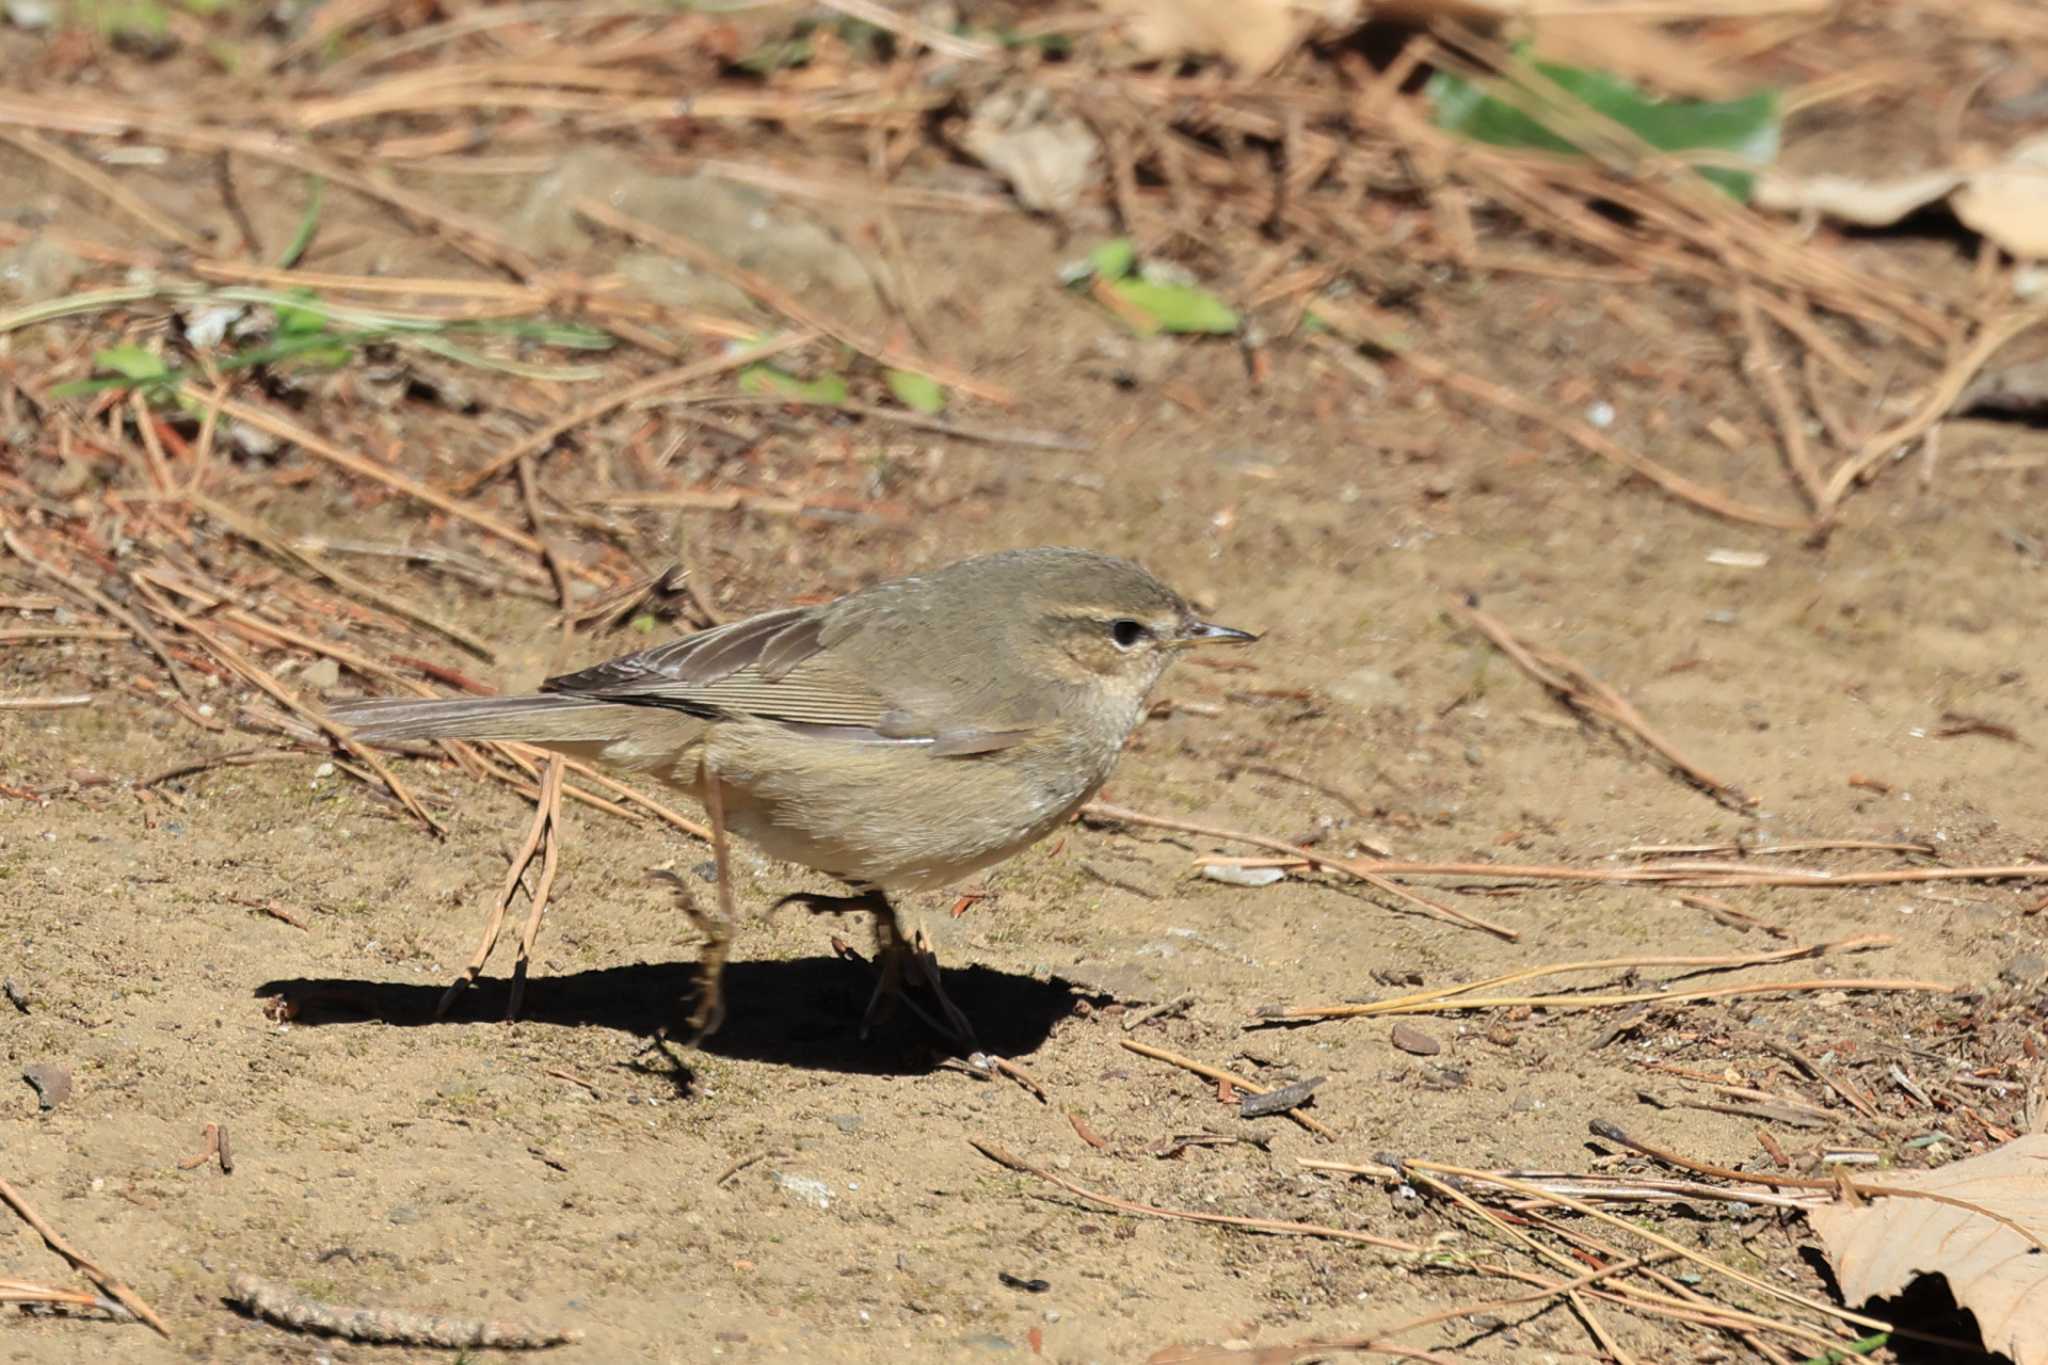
[329,693,624,744]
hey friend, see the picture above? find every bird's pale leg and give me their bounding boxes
[858,895,907,1038]
[679,764,737,1041]
[864,892,978,1048]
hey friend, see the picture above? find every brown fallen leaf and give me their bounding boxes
[1953,137,2048,258]
[1754,133,2048,257]
[1808,1134,2048,1363]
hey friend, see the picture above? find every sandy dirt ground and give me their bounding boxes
[4,8,2048,1364]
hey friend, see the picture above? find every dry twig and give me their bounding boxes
[969,1139,1413,1250]
[228,1273,577,1349]
[438,755,566,1020]
[0,1175,168,1336]
[1084,802,1518,940]
[1452,595,1752,808]
[1121,1039,1336,1138]
[575,196,1011,404]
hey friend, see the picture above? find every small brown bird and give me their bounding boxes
[331,547,1255,1045]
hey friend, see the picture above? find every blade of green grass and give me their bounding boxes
[1429,58,1778,199]
[277,176,325,270]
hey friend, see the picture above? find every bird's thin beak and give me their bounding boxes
[1177,620,1259,648]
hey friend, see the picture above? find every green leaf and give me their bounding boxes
[739,365,849,405]
[283,342,353,370]
[57,344,198,411]
[275,289,331,337]
[736,37,811,74]
[49,374,155,399]
[92,344,170,382]
[986,27,1071,56]
[1428,59,1778,200]
[1087,238,1136,282]
[1109,278,1240,335]
[83,0,168,38]
[884,369,945,413]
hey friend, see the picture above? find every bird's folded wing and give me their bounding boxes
[540,603,1043,752]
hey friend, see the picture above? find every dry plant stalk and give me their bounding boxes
[1737,287,1827,516]
[228,1273,578,1349]
[1120,1038,1336,1138]
[447,331,821,494]
[0,128,210,251]
[573,196,1011,404]
[1817,306,2048,514]
[968,1139,1418,1252]
[1255,933,1951,1020]
[1261,974,1951,1022]
[131,579,444,836]
[3,529,198,704]
[1399,1164,1637,1362]
[1597,1120,2048,1253]
[437,755,566,1020]
[1199,851,2048,891]
[1395,1158,1902,1342]
[1451,595,1753,807]
[189,494,500,662]
[1304,1154,1862,1355]
[0,1277,117,1313]
[1177,1252,1674,1365]
[191,391,547,558]
[0,1175,168,1335]
[1084,801,1519,940]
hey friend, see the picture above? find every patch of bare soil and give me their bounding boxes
[3,5,2048,1363]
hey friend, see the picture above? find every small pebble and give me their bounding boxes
[1999,954,2047,988]
[21,1063,71,1111]
[3,0,57,28]
[1200,864,1284,888]
[1389,1023,1442,1056]
[770,1171,833,1210]
[1420,1065,1469,1090]
[957,1333,1015,1353]
[1241,1075,1325,1119]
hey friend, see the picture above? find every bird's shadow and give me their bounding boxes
[253,956,1075,1085]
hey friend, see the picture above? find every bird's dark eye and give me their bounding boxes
[1109,619,1148,649]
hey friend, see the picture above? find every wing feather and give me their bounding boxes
[537,591,1045,755]
[540,604,890,731]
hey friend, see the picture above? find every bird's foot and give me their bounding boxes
[769,890,870,923]
[681,907,733,1044]
[866,915,979,1051]
[654,868,733,1044]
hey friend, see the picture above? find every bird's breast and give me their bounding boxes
[700,719,1122,892]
